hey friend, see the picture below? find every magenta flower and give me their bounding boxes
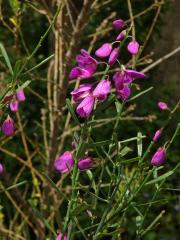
[112,19,125,30]
[54,151,74,173]
[125,69,145,79]
[56,233,67,240]
[16,89,26,102]
[10,100,19,112]
[69,49,97,80]
[113,68,145,85]
[127,41,139,55]
[78,157,92,170]
[158,101,169,110]
[113,68,145,101]
[71,84,93,103]
[0,163,4,174]
[153,129,163,142]
[116,30,126,41]
[76,95,95,118]
[1,115,15,136]
[108,48,120,66]
[93,79,111,101]
[95,43,112,58]
[151,147,166,166]
[117,85,131,101]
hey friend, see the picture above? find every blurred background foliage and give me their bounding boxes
[0,0,179,239]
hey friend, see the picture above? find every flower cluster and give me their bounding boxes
[54,151,92,173]
[1,89,26,136]
[68,18,146,118]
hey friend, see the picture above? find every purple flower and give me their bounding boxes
[117,85,131,101]
[78,157,92,170]
[54,151,74,173]
[125,69,145,79]
[10,100,19,112]
[113,68,145,101]
[95,43,112,58]
[116,30,126,41]
[93,79,111,101]
[76,95,95,118]
[112,19,125,30]
[158,101,169,110]
[151,147,166,166]
[108,48,120,66]
[16,89,26,102]
[127,41,139,55]
[153,129,163,142]
[0,163,4,174]
[1,115,15,136]
[69,49,98,80]
[71,84,93,103]
[56,233,67,240]
[113,69,145,86]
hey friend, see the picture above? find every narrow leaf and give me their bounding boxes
[16,80,31,91]
[66,98,81,127]
[146,163,180,185]
[0,43,13,75]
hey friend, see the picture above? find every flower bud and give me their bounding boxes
[0,163,4,174]
[1,115,15,136]
[54,151,74,173]
[151,147,166,166]
[10,100,19,112]
[157,101,169,110]
[78,157,92,170]
[108,48,119,66]
[95,43,112,58]
[116,30,126,41]
[3,95,13,104]
[16,89,26,102]
[112,19,125,30]
[153,129,163,142]
[76,95,95,118]
[127,40,139,55]
[93,79,111,101]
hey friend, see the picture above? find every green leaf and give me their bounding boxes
[0,181,27,192]
[120,157,140,164]
[86,170,97,192]
[66,98,81,127]
[88,140,112,147]
[120,146,133,157]
[128,86,153,101]
[115,100,122,114]
[9,0,20,14]
[137,132,143,157]
[0,43,13,75]
[76,139,87,159]
[146,163,180,185]
[16,80,31,91]
[24,54,54,74]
